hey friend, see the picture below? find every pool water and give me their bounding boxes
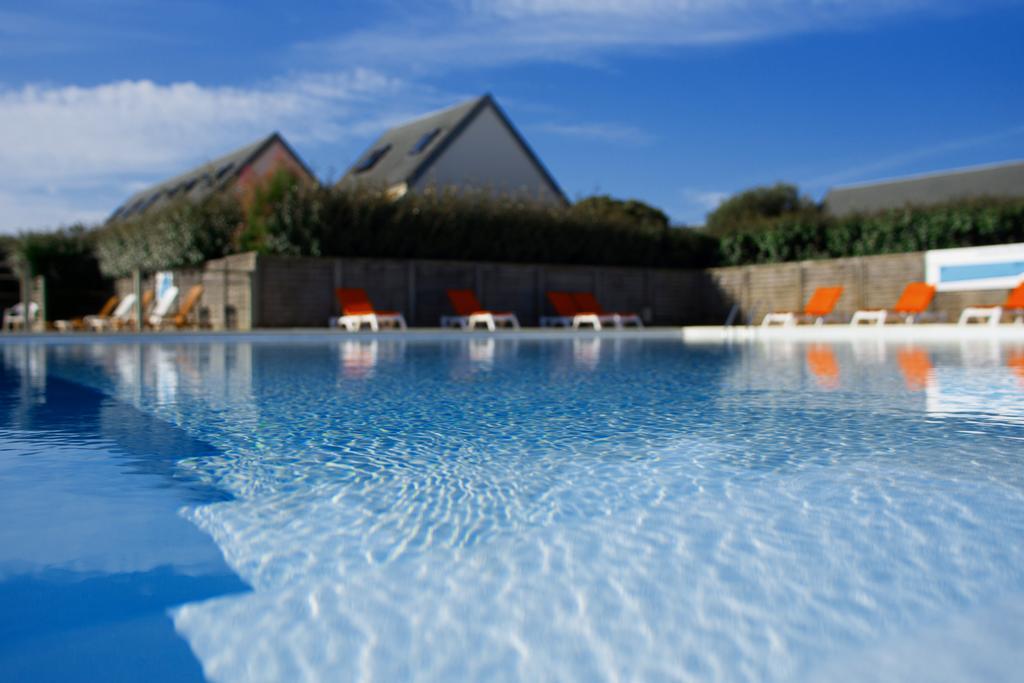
[1,336,1023,682]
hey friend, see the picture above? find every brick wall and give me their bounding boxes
[707,251,1012,323]
[250,255,708,328]
[114,249,1020,329]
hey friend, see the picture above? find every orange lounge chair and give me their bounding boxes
[958,281,1024,326]
[570,292,644,329]
[331,288,407,331]
[55,294,119,332]
[541,291,611,330]
[850,282,936,325]
[442,289,519,331]
[762,286,844,327]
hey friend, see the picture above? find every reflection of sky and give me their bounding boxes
[4,338,1024,682]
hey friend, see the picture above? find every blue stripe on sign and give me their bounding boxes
[940,261,1024,283]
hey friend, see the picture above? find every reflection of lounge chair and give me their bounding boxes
[571,293,644,329]
[542,291,618,330]
[897,348,934,391]
[56,295,119,332]
[146,286,180,328]
[152,284,203,330]
[331,288,407,331]
[805,345,840,389]
[2,302,39,331]
[958,282,1024,326]
[442,289,519,331]
[1008,352,1024,385]
[850,283,936,325]
[763,287,844,327]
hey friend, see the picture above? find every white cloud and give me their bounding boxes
[309,0,957,70]
[682,188,728,211]
[534,121,653,145]
[674,188,729,225]
[0,69,441,232]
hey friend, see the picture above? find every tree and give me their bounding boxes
[571,195,670,234]
[704,183,820,236]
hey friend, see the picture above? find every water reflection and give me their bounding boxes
[572,337,602,371]
[896,348,934,391]
[2,337,1024,683]
[805,344,840,389]
[340,340,378,380]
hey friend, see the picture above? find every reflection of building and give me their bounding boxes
[824,160,1024,216]
[108,133,317,222]
[925,343,1024,423]
[338,94,568,207]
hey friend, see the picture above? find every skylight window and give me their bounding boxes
[215,163,234,180]
[409,128,441,155]
[354,144,391,173]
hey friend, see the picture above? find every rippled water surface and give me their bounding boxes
[2,336,1024,682]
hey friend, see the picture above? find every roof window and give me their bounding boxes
[409,128,441,155]
[215,162,234,180]
[353,144,391,173]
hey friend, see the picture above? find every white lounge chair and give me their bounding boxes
[441,289,520,331]
[958,282,1024,326]
[90,293,137,331]
[147,286,180,328]
[2,302,39,331]
[330,288,407,331]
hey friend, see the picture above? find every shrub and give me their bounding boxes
[94,195,242,278]
[715,198,1024,266]
[704,183,820,236]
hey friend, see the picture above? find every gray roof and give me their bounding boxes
[108,132,314,223]
[337,94,568,204]
[824,159,1024,216]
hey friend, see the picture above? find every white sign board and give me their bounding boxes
[925,242,1024,292]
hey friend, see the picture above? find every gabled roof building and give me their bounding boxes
[338,94,568,207]
[824,159,1024,216]
[109,132,316,222]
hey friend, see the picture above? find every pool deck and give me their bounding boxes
[1,324,1022,345]
[681,323,1024,343]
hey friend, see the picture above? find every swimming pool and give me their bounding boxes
[2,335,1023,682]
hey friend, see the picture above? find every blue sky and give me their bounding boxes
[1,0,1022,232]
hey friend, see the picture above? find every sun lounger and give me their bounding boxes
[571,292,644,329]
[331,288,407,331]
[542,291,619,330]
[55,295,119,332]
[90,293,136,331]
[2,302,39,331]
[441,289,519,331]
[762,286,844,327]
[151,284,204,330]
[958,281,1024,326]
[850,282,936,325]
[146,286,180,328]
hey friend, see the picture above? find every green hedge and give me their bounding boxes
[20,187,1024,285]
[716,199,1024,266]
[6,225,111,319]
[126,181,719,270]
